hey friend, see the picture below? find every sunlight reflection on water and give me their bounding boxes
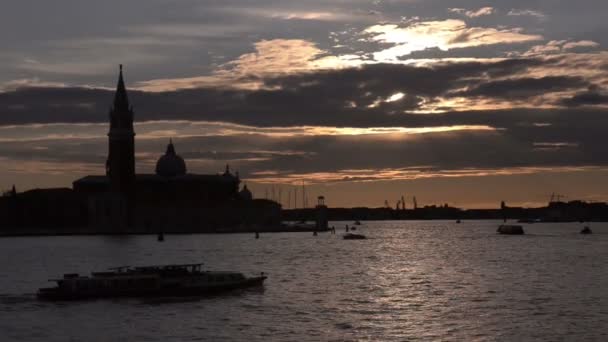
[0,220,607,341]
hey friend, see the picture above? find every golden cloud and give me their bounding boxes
[364,19,543,62]
[248,166,608,185]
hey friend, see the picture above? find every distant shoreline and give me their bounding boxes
[0,225,331,237]
[0,218,600,237]
[282,201,608,222]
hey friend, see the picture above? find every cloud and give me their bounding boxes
[533,142,579,150]
[522,40,600,57]
[2,55,605,129]
[135,39,360,91]
[563,40,600,50]
[363,19,542,61]
[507,9,547,20]
[0,120,496,144]
[453,76,588,100]
[561,86,608,107]
[126,23,253,39]
[4,111,608,184]
[217,6,381,23]
[0,78,67,92]
[271,11,342,21]
[448,8,466,15]
[449,7,495,18]
[248,166,608,185]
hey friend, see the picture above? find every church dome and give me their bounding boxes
[155,140,187,177]
[239,184,253,201]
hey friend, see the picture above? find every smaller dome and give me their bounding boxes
[155,140,187,177]
[239,184,253,201]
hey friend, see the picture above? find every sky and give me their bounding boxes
[1,0,608,209]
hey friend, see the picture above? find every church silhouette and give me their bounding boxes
[0,66,281,234]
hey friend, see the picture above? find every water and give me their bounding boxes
[1,221,607,341]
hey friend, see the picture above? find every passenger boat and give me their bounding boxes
[37,263,266,300]
[343,233,366,240]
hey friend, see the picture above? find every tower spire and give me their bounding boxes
[166,138,176,155]
[113,64,130,112]
[107,64,136,229]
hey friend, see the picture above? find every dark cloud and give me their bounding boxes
[1,56,607,182]
[454,76,588,100]
[2,106,608,179]
[0,57,581,127]
[561,85,608,107]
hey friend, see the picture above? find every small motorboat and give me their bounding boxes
[580,226,592,234]
[37,263,267,300]
[497,224,525,235]
[343,233,366,240]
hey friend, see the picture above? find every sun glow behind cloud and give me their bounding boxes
[248,166,608,185]
[135,39,339,91]
[133,18,547,93]
[0,121,497,143]
[363,19,542,62]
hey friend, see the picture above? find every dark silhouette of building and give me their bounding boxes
[107,65,136,194]
[0,187,87,234]
[156,139,187,177]
[106,65,136,226]
[0,66,282,234]
[70,66,282,232]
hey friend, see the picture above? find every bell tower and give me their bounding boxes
[107,65,136,199]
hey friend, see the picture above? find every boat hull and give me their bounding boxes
[37,276,266,301]
[343,233,366,240]
[497,225,525,235]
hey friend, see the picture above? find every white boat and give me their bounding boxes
[343,233,366,240]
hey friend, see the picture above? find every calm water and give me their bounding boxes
[1,221,607,341]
